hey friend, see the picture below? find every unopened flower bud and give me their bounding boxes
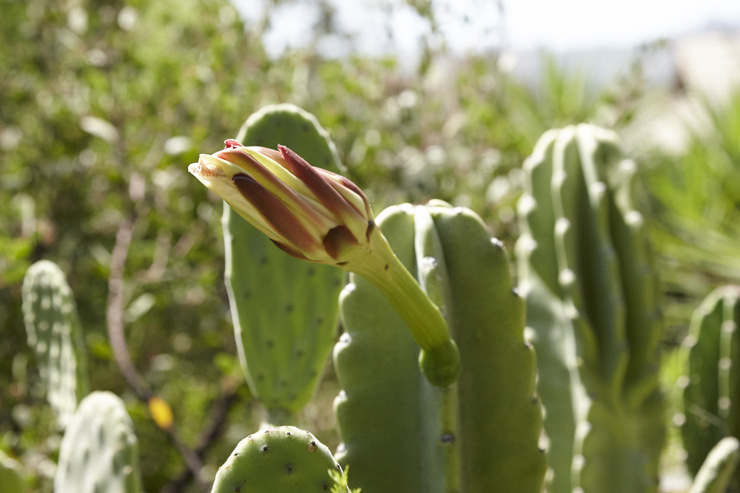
[189,141,460,386]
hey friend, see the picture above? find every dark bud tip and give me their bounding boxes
[224,139,243,148]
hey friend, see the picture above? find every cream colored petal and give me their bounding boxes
[243,147,315,199]
[188,161,289,244]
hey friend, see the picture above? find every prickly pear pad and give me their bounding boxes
[211,426,348,493]
[224,104,345,416]
[22,260,89,429]
[54,391,141,493]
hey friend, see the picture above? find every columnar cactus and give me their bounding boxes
[221,105,345,422]
[21,260,89,429]
[516,124,664,493]
[689,437,740,493]
[682,285,740,492]
[54,391,142,493]
[210,426,350,493]
[333,201,546,493]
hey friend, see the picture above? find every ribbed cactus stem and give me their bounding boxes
[351,230,461,388]
[682,285,740,491]
[334,202,545,493]
[518,124,664,493]
[689,437,740,493]
[440,385,460,493]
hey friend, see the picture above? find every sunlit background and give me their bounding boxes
[2,1,740,492]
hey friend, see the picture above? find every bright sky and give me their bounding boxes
[232,0,740,58]
[508,0,740,50]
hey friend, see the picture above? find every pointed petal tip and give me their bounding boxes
[191,154,228,177]
[278,144,298,161]
[187,162,201,175]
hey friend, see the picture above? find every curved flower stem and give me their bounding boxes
[349,231,461,387]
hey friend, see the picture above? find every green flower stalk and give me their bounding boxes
[189,140,460,386]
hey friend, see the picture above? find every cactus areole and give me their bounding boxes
[189,142,460,386]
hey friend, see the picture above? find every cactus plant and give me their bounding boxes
[210,426,350,493]
[54,391,142,493]
[191,114,460,388]
[689,437,740,493]
[222,104,346,423]
[21,260,89,429]
[0,450,25,493]
[682,285,740,492]
[333,201,546,493]
[516,124,664,493]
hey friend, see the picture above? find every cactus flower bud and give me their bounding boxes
[189,141,460,386]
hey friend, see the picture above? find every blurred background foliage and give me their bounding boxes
[0,0,738,491]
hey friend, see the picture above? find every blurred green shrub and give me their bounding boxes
[646,90,740,340]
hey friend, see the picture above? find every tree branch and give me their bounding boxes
[107,217,208,492]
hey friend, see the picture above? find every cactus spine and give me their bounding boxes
[517,124,664,493]
[210,426,350,493]
[54,391,142,493]
[333,201,546,493]
[689,437,740,493]
[682,286,740,492]
[21,260,89,429]
[223,104,345,423]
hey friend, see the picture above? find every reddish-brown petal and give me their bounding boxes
[251,146,287,168]
[323,225,358,260]
[271,240,309,260]
[317,168,372,219]
[232,173,319,255]
[218,147,302,202]
[279,145,362,223]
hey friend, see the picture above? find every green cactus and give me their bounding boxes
[210,426,350,493]
[682,286,740,492]
[333,201,546,493]
[516,124,664,493]
[54,391,142,493]
[223,104,345,423]
[0,450,25,493]
[689,437,740,493]
[21,260,89,429]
